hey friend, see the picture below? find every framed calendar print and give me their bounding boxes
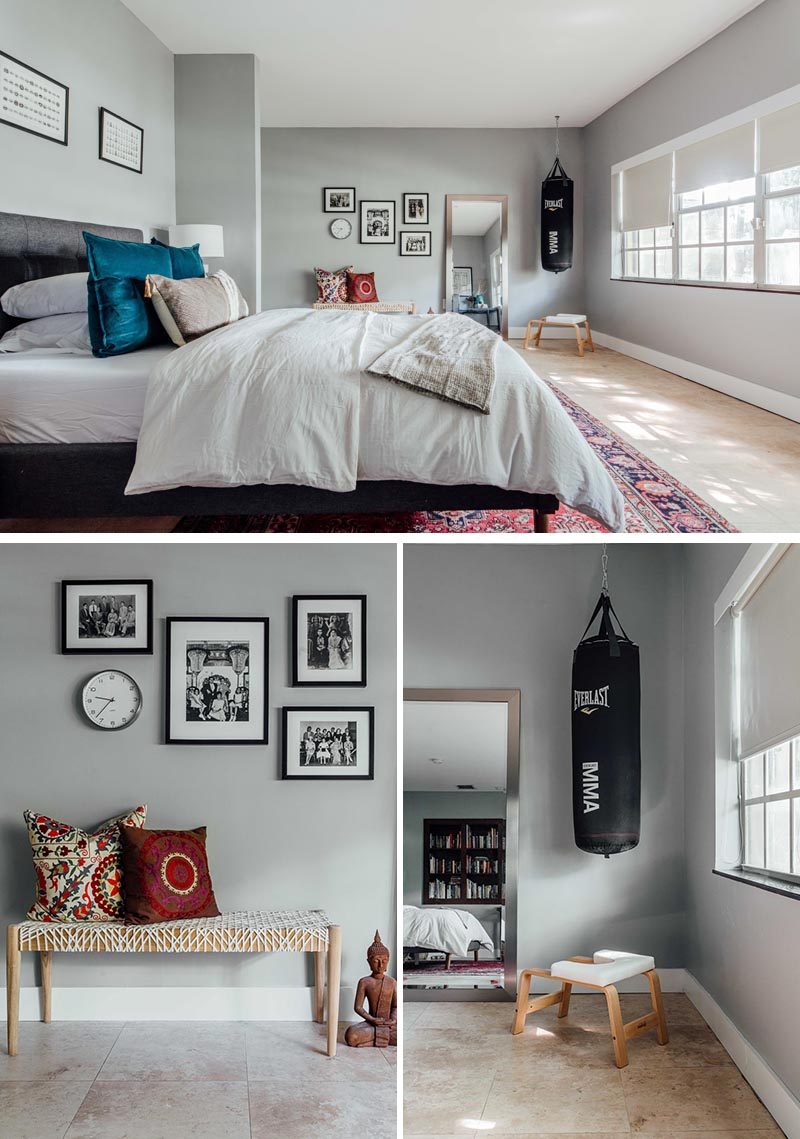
[99,106,143,173]
[0,51,69,145]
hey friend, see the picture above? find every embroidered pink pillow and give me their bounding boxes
[120,826,220,924]
[346,271,379,304]
[25,806,147,922]
[314,265,352,304]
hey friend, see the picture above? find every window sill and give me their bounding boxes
[611,277,800,296]
[713,867,800,901]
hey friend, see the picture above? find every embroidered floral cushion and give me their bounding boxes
[25,806,147,922]
[120,826,220,924]
[314,265,352,304]
[346,270,379,304]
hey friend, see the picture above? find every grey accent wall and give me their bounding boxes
[0,543,395,991]
[175,55,262,311]
[584,0,799,399]
[404,544,687,968]
[0,0,175,233]
[260,128,585,328]
[683,542,800,1099]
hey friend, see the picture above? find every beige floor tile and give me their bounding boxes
[0,1023,123,1081]
[481,1068,630,1134]
[621,1067,779,1132]
[403,1002,430,1026]
[96,1021,246,1082]
[63,1079,250,1139]
[0,1080,91,1139]
[421,1000,515,1034]
[404,1071,495,1134]
[245,1021,392,1083]
[249,1072,396,1139]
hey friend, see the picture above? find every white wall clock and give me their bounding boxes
[330,217,352,239]
[81,670,143,731]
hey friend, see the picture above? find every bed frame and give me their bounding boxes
[0,212,558,528]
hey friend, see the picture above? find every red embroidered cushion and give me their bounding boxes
[314,265,352,304]
[120,826,220,924]
[346,271,379,304]
[24,806,147,922]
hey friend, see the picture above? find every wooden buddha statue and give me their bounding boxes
[344,929,398,1048]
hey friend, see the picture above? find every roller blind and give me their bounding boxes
[623,155,673,230]
[759,102,800,175]
[738,546,800,759]
[675,123,755,194]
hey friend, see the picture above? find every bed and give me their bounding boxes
[0,211,624,529]
[403,904,494,969]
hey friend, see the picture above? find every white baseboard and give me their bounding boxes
[0,985,356,1022]
[529,967,688,995]
[684,972,800,1139]
[593,330,800,425]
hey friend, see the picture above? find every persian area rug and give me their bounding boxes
[404,958,505,987]
[173,383,737,534]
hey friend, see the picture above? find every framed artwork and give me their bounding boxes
[403,192,429,225]
[323,187,356,213]
[453,266,474,295]
[360,200,396,244]
[400,231,431,257]
[0,50,68,145]
[282,706,374,780]
[99,106,143,173]
[292,595,367,687]
[165,617,269,745]
[61,580,153,654]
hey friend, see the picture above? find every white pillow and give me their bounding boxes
[1,272,89,318]
[0,313,91,354]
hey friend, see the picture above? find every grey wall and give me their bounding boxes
[0,543,396,992]
[0,0,175,233]
[683,542,800,1099]
[261,128,585,328]
[584,0,799,400]
[175,55,262,311]
[452,237,488,300]
[404,544,687,969]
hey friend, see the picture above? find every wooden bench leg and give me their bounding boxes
[585,320,595,352]
[647,970,669,1045]
[326,924,342,1058]
[523,321,533,350]
[604,985,629,1068]
[445,953,452,971]
[511,970,533,1035]
[40,951,52,1024]
[558,981,572,1019]
[314,949,325,1024]
[6,925,20,1056]
[574,324,585,358]
[534,320,544,348]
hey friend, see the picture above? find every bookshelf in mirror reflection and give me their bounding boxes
[423,818,505,905]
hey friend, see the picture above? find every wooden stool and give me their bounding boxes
[511,950,668,1068]
[523,313,594,358]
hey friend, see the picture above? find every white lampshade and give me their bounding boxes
[169,224,224,258]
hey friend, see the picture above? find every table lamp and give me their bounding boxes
[168,224,224,273]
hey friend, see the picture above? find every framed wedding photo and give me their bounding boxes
[323,187,356,213]
[282,706,374,780]
[99,106,143,173]
[61,580,153,654]
[0,50,69,146]
[292,595,367,687]
[360,200,396,244]
[399,231,431,257]
[403,192,429,225]
[165,617,269,745]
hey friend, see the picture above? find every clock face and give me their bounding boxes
[82,670,143,731]
[330,217,352,240]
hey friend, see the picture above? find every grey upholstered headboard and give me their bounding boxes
[0,212,142,335]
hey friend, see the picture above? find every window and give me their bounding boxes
[677,178,756,285]
[623,227,673,280]
[765,164,800,287]
[741,737,800,883]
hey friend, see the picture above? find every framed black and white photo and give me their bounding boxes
[399,231,431,257]
[0,50,68,146]
[165,617,269,745]
[282,706,374,780]
[99,106,143,173]
[292,595,366,687]
[323,187,356,213]
[453,266,474,295]
[360,200,396,245]
[403,192,429,225]
[61,580,153,654]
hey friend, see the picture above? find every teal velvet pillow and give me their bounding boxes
[150,238,204,279]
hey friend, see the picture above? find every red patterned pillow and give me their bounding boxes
[120,826,220,924]
[347,271,379,304]
[24,806,147,922]
[314,265,352,304]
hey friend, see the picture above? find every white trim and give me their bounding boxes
[611,83,800,175]
[592,330,800,425]
[714,544,788,625]
[0,985,357,1022]
[684,972,800,1139]
[528,967,687,995]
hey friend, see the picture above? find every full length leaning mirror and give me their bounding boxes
[445,194,509,340]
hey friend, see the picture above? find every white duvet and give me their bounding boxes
[125,308,625,531]
[403,905,494,958]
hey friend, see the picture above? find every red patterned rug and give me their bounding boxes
[174,383,737,534]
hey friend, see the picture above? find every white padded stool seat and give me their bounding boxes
[551,950,655,986]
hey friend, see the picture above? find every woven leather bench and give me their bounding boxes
[6,909,341,1057]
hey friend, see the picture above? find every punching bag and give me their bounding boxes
[541,150,574,275]
[572,592,640,858]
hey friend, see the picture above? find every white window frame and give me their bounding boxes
[740,740,800,885]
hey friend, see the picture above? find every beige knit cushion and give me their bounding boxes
[147,271,249,346]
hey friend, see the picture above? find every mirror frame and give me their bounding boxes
[403,687,520,1001]
[445,194,509,340]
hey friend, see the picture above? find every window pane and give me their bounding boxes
[638,228,655,248]
[681,189,703,209]
[727,203,754,242]
[767,165,800,193]
[701,246,725,281]
[727,244,755,284]
[766,242,800,287]
[766,194,800,240]
[704,182,729,204]
[681,212,700,245]
[625,251,639,277]
[767,743,791,794]
[655,248,673,279]
[745,753,764,798]
[766,799,791,873]
[794,798,800,872]
[728,177,756,200]
[793,742,800,789]
[680,247,700,280]
[624,230,638,249]
[655,226,672,247]
[701,208,725,244]
[639,250,655,278]
[745,803,765,867]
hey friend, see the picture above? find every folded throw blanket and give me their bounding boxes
[367,313,498,414]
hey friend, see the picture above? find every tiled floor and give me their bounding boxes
[0,1020,396,1139]
[404,995,784,1136]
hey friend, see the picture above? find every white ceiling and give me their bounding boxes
[122,0,764,128]
[452,201,502,237]
[404,701,508,792]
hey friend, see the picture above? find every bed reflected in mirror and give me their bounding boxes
[403,689,519,1001]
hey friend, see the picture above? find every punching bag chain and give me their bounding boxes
[601,543,609,596]
[555,115,560,159]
